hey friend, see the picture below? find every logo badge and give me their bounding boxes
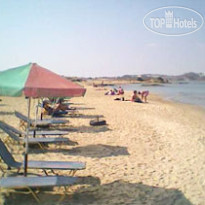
[143,6,204,36]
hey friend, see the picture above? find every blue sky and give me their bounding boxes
[0,0,204,77]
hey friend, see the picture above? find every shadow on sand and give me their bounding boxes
[55,114,104,119]
[2,180,193,205]
[66,144,129,158]
[31,144,129,158]
[67,103,85,105]
[0,111,14,115]
[74,107,95,110]
[28,139,79,151]
[58,125,110,133]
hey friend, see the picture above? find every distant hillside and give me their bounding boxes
[120,72,205,82]
[174,72,205,81]
[64,72,205,84]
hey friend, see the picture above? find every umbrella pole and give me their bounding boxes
[24,97,31,176]
[35,99,39,125]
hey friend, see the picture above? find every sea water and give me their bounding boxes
[116,82,205,109]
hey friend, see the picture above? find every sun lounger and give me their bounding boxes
[0,176,78,202]
[42,109,79,119]
[0,139,86,176]
[15,111,68,128]
[0,123,71,149]
[0,121,68,137]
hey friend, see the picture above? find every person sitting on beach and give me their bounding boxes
[138,90,149,103]
[56,98,76,111]
[117,86,124,95]
[131,90,143,103]
[93,82,97,87]
[42,100,68,116]
[42,100,54,115]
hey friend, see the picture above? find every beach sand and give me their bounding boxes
[0,86,205,205]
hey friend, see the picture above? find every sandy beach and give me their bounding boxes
[0,86,205,205]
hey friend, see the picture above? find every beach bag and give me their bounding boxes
[90,117,106,126]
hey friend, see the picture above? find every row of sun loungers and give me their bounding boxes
[0,139,86,176]
[1,120,68,136]
[15,111,68,128]
[0,112,88,202]
[0,121,71,149]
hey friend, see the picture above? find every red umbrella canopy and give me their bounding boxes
[0,63,86,98]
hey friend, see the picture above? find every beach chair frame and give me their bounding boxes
[15,111,68,130]
[0,121,69,150]
[0,139,85,177]
[0,176,78,203]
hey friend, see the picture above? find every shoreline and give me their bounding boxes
[147,91,205,112]
[108,82,205,111]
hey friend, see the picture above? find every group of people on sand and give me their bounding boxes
[42,97,76,117]
[105,86,149,103]
[105,86,124,95]
[131,90,149,103]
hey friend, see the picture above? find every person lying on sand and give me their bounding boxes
[105,89,116,95]
[131,90,143,103]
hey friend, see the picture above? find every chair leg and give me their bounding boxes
[4,137,15,151]
[69,170,77,176]
[42,169,49,176]
[0,164,6,177]
[58,186,70,203]
[37,143,45,150]
[51,169,58,175]
[4,137,12,146]
[19,120,26,131]
[27,187,40,203]
[4,188,40,203]
[16,168,21,174]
